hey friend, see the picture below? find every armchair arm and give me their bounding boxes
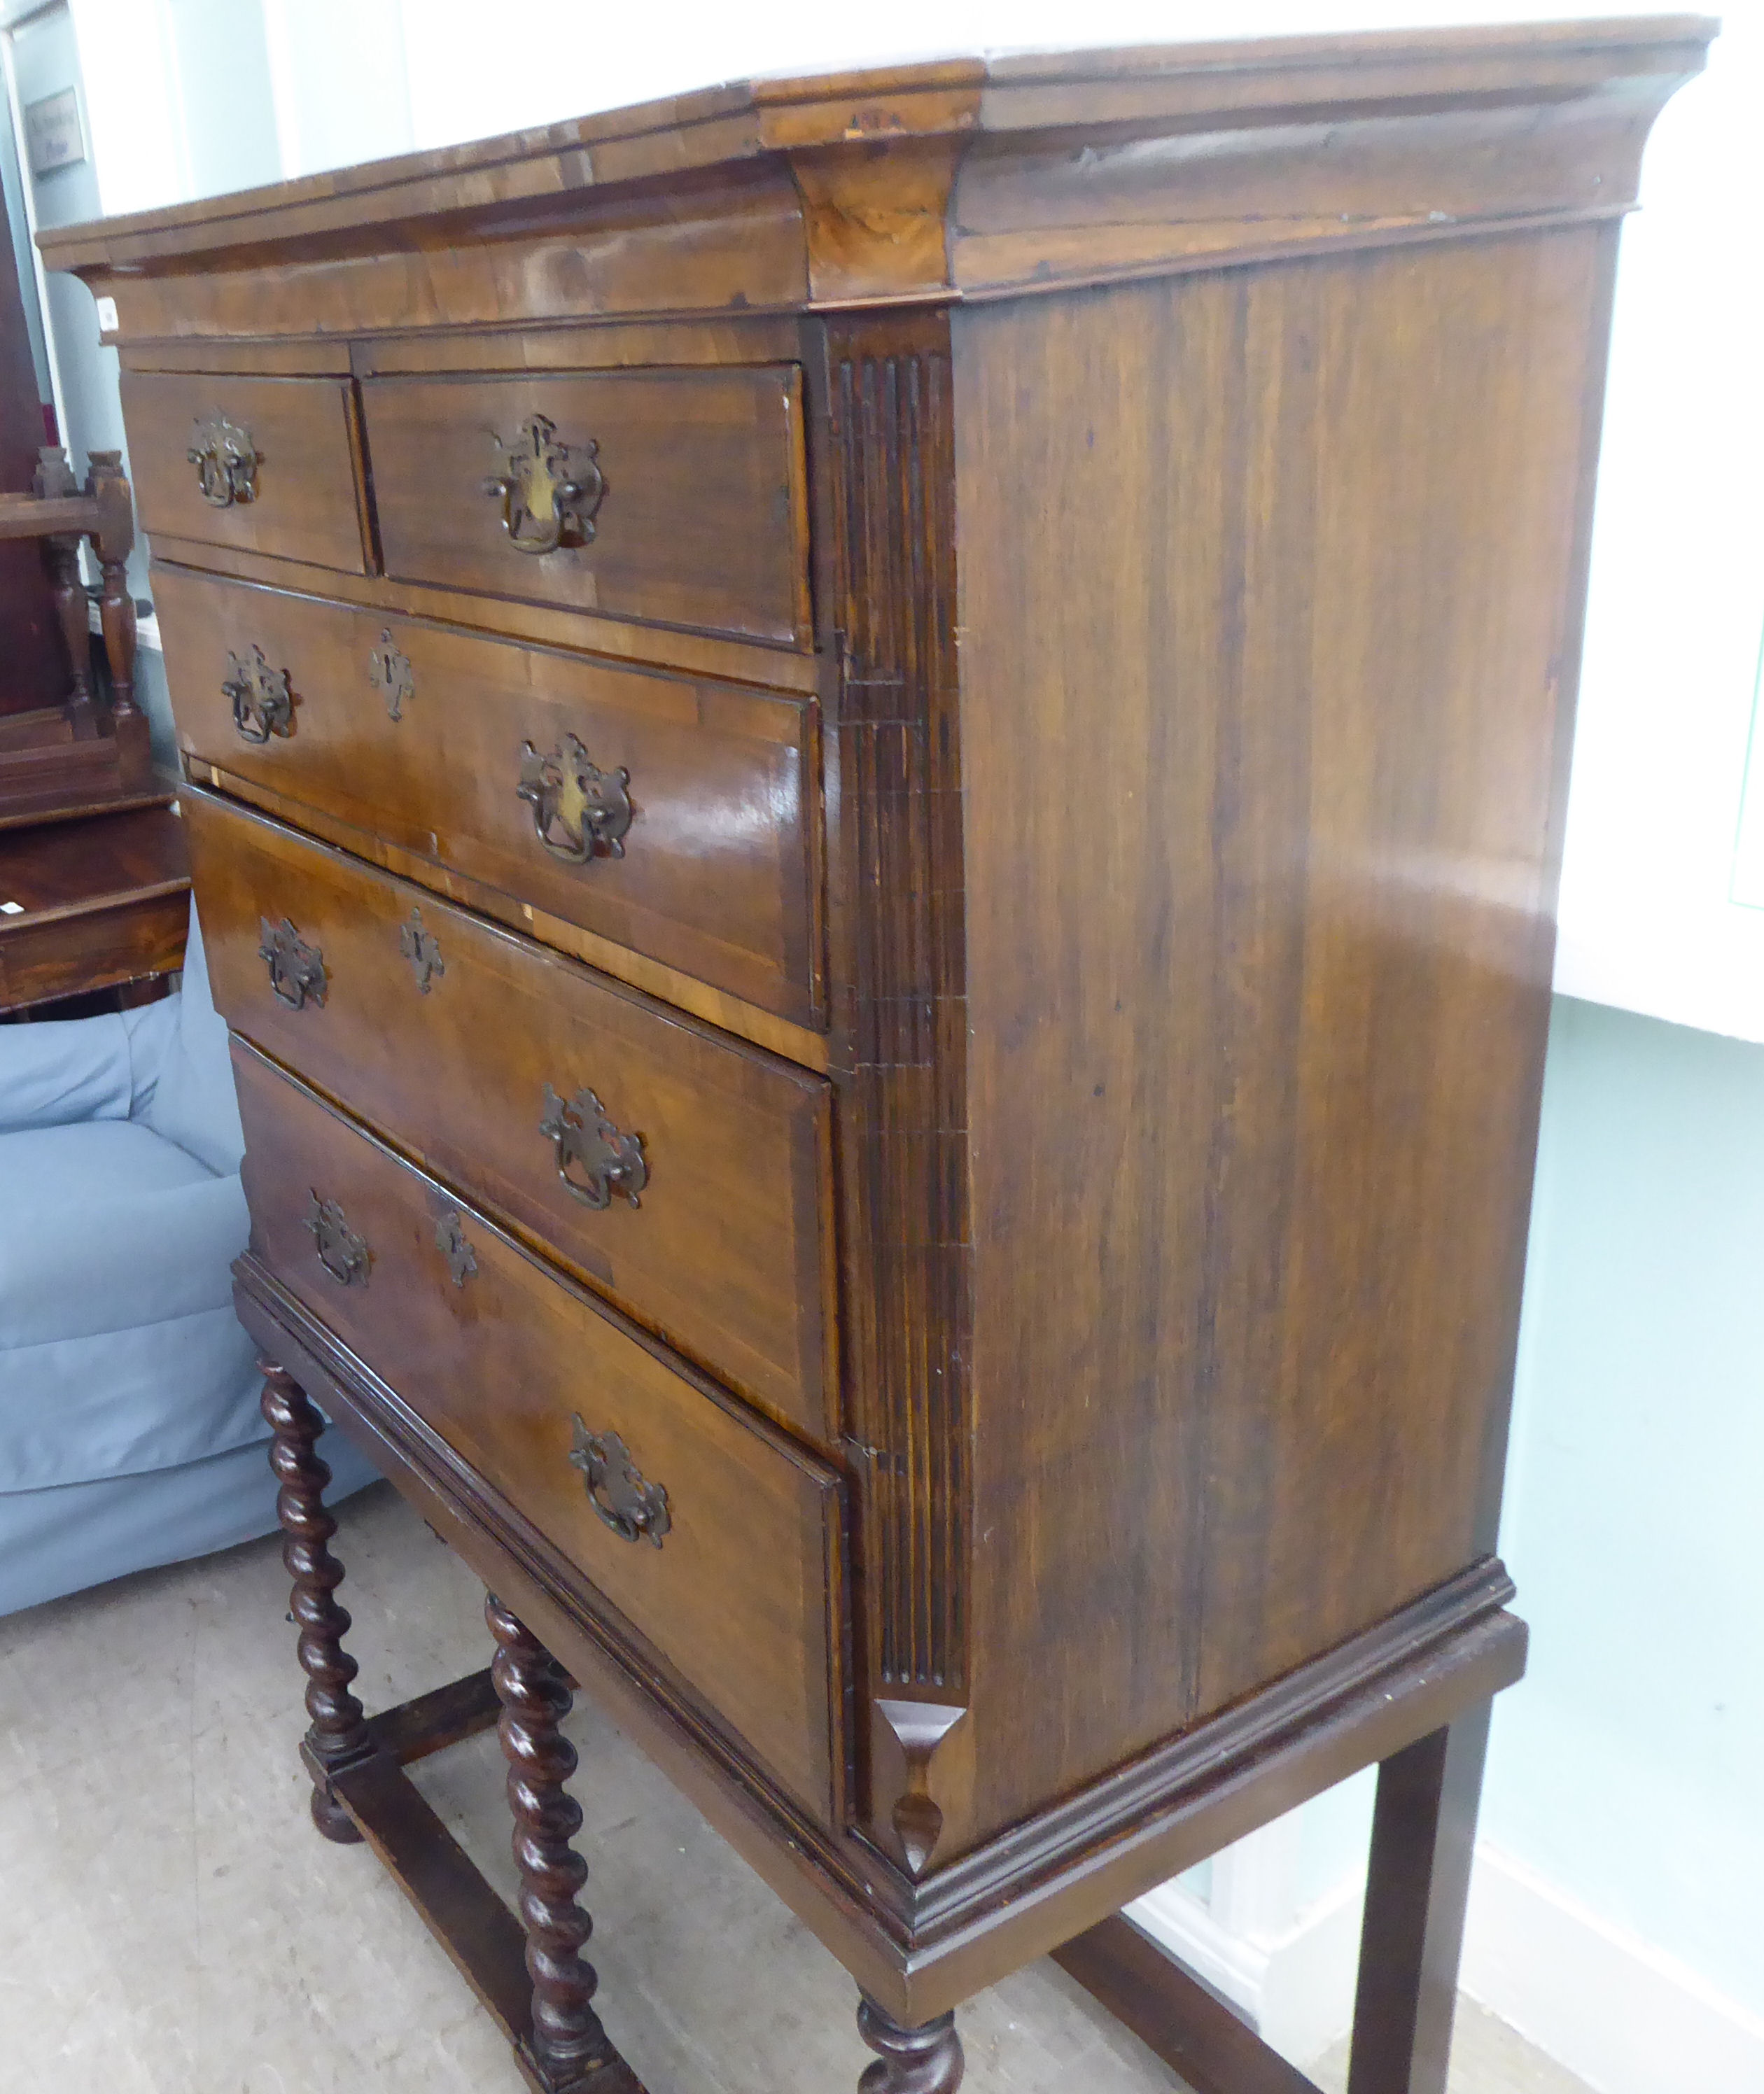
[0,1012,136,1133]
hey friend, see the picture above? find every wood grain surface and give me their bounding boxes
[155,564,823,1023]
[236,1041,844,1821]
[122,370,370,572]
[363,366,813,649]
[186,786,835,1440]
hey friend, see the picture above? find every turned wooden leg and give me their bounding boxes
[260,1358,373,1844]
[487,1592,615,2091]
[41,534,94,715]
[1347,1703,1492,2094]
[857,1999,965,2093]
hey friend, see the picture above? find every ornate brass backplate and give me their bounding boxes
[435,1209,477,1288]
[568,1417,670,1548]
[482,414,604,555]
[305,1193,370,1287]
[258,915,328,1010]
[368,628,414,721]
[517,734,633,864]
[187,412,260,508]
[399,906,444,993]
[225,644,294,743]
[538,1082,648,1210]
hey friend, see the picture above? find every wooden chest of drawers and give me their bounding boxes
[44,20,1709,2093]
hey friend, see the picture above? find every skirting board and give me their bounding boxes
[1460,1845,1764,2094]
[1125,1876,1365,2067]
[1127,1846,1764,2094]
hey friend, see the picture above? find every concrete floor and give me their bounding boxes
[0,1479,1594,2094]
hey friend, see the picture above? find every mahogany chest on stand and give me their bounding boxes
[43,18,1710,2091]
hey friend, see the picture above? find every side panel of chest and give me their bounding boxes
[952,227,1615,1843]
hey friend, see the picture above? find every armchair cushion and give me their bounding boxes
[0,1120,264,1490]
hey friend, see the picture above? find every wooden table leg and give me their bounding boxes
[1347,1702,1492,2094]
[260,1356,375,1843]
[489,1592,630,2094]
[856,1998,965,2092]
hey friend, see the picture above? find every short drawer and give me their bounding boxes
[361,367,811,648]
[121,370,368,573]
[186,788,834,1441]
[155,565,822,1026]
[234,1040,844,1822]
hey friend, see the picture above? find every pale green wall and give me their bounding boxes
[1483,995,1764,2015]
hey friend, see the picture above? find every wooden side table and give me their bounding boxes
[0,797,189,1013]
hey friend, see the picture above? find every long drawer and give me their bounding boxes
[121,370,369,573]
[156,565,822,1025]
[186,787,834,1441]
[234,1039,844,1822]
[362,367,813,649]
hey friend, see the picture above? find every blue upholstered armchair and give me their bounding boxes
[0,901,377,1616]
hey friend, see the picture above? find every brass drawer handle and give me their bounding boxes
[305,1193,370,1287]
[482,413,603,555]
[225,644,293,743]
[188,411,260,507]
[517,734,632,864]
[539,1083,647,1210]
[259,915,327,1010]
[570,1418,669,1548]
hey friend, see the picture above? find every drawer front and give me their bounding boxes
[186,789,834,1440]
[234,1041,843,1821]
[155,566,822,1026]
[122,371,368,573]
[362,367,811,648]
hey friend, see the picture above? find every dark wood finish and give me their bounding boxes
[186,751,827,1066]
[260,1357,374,1841]
[368,1666,501,1764]
[0,801,188,1011]
[120,370,368,573]
[0,449,151,802]
[189,787,834,1433]
[263,1611,649,2094]
[234,1041,847,1822]
[249,1231,1537,2027]
[331,1744,539,2038]
[148,531,824,693]
[48,23,1710,2090]
[945,220,1622,1851]
[1348,1710,1492,2094]
[363,367,813,650]
[487,1592,622,2090]
[1054,1916,1321,2094]
[0,210,64,715]
[153,563,824,1024]
[813,316,974,1864]
[856,2000,964,2093]
[40,21,1709,311]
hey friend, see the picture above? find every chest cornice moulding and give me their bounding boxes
[37,17,1714,328]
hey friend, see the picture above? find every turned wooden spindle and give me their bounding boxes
[486,1592,613,2091]
[856,2001,965,2094]
[32,447,94,717]
[260,1358,373,1843]
[86,450,139,722]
